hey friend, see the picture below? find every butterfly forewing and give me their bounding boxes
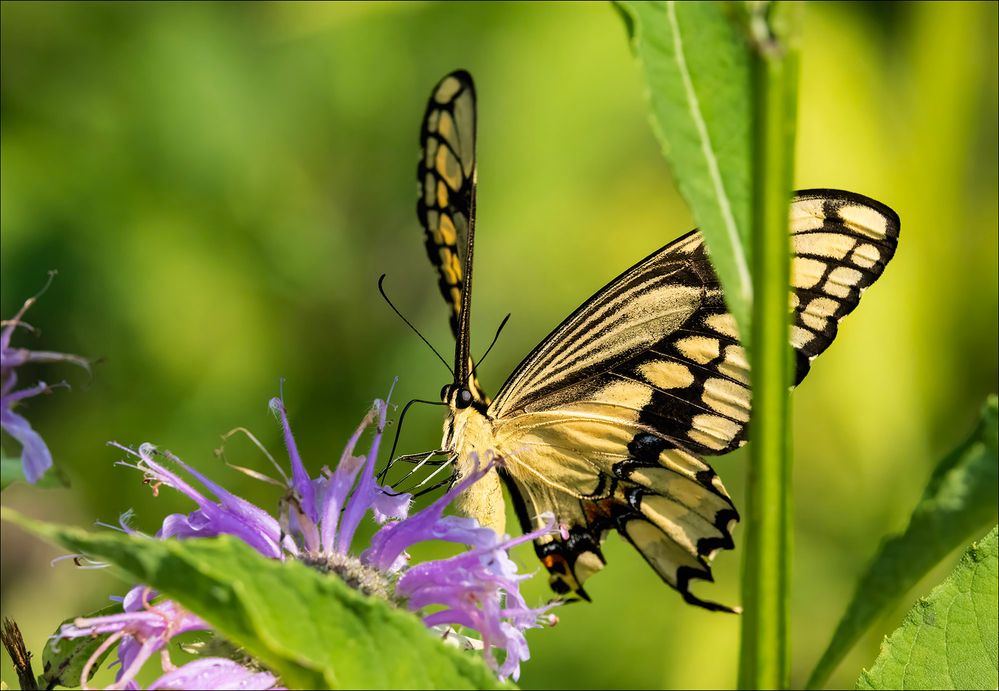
[417,70,477,339]
[417,70,487,402]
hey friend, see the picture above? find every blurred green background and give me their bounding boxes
[1,2,996,689]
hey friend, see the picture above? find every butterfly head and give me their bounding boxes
[440,383,475,410]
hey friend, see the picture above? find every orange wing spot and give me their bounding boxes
[542,554,569,575]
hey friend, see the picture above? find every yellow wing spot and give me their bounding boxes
[623,519,698,586]
[436,180,449,207]
[449,286,462,306]
[438,213,457,245]
[791,325,815,349]
[790,293,800,310]
[436,110,460,155]
[590,381,653,419]
[434,76,462,103]
[438,248,461,285]
[838,203,889,239]
[639,360,695,390]
[711,474,729,497]
[631,464,710,498]
[447,251,462,282]
[823,266,862,299]
[790,198,826,232]
[800,311,827,332]
[704,313,739,339]
[674,336,720,364]
[424,137,438,168]
[793,232,856,260]
[804,296,839,320]
[850,243,881,269]
[660,448,710,475]
[573,551,605,583]
[639,495,699,553]
[702,378,750,423]
[435,144,463,191]
[689,414,741,451]
[426,208,440,236]
[423,173,436,206]
[718,345,750,385]
[426,108,440,133]
[792,257,827,290]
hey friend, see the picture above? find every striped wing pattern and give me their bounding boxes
[417,70,477,338]
[491,190,900,606]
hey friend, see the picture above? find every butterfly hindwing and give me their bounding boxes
[490,191,899,606]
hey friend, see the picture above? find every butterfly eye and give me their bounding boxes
[455,388,474,409]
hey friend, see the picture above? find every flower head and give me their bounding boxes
[1,278,89,483]
[63,392,557,687]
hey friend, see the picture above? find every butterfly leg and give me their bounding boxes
[382,449,456,495]
[377,449,448,484]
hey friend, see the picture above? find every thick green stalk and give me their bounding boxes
[738,3,801,689]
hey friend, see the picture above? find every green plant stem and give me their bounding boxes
[738,4,800,689]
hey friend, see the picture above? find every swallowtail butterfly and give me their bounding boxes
[412,70,899,609]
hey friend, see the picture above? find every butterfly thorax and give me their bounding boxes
[442,397,507,536]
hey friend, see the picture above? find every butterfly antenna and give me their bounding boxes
[472,312,510,377]
[378,274,453,374]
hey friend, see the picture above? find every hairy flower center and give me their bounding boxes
[301,551,396,602]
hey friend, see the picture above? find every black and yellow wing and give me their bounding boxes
[489,190,900,608]
[417,70,477,340]
[416,70,487,403]
[412,70,900,612]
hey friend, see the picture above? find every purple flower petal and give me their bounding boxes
[317,406,378,553]
[123,445,283,559]
[269,398,317,524]
[362,457,498,572]
[334,398,388,554]
[2,286,89,485]
[148,658,281,690]
[1,404,53,483]
[371,487,411,524]
[58,593,212,690]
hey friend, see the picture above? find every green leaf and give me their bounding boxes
[1,455,69,490]
[808,396,999,688]
[614,0,753,341]
[1,508,507,690]
[857,526,999,690]
[38,604,119,689]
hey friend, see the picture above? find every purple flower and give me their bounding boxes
[58,587,280,691]
[1,279,88,484]
[65,392,557,688]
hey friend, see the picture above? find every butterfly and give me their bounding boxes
[410,69,899,610]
